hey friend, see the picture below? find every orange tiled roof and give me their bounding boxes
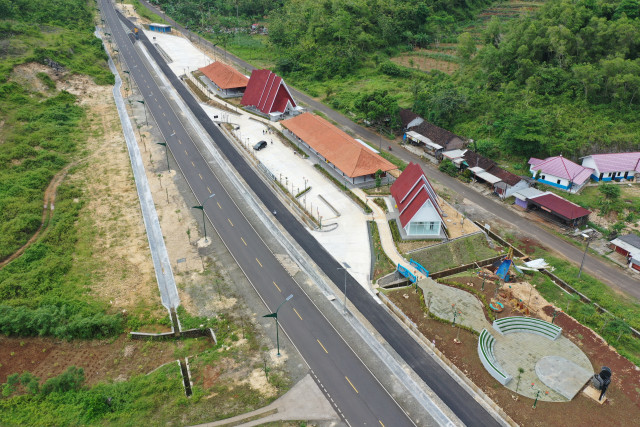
[281,113,396,178]
[198,62,248,90]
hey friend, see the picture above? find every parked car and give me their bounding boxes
[253,140,267,151]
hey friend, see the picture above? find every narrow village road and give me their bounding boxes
[137,0,640,302]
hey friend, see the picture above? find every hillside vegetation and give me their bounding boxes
[0,0,119,338]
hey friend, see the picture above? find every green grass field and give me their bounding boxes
[407,233,501,273]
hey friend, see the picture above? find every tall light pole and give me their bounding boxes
[156,131,175,171]
[337,262,351,313]
[263,294,293,356]
[192,193,215,243]
[578,233,592,278]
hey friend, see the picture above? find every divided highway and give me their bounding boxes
[100,0,501,424]
[99,1,415,425]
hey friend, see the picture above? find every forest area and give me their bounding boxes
[151,0,640,161]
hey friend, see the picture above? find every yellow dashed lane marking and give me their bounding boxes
[293,308,302,320]
[272,281,281,292]
[379,421,385,427]
[199,173,203,180]
[207,187,212,194]
[217,202,222,209]
[255,258,262,267]
[345,376,358,394]
[241,237,247,246]
[228,218,234,227]
[191,161,195,167]
[178,139,182,144]
[184,150,188,156]
[317,339,328,354]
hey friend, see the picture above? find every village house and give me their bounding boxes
[529,155,593,193]
[609,234,640,271]
[581,152,640,182]
[399,109,466,159]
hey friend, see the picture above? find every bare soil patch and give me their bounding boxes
[387,276,640,426]
[0,335,209,386]
[391,55,459,74]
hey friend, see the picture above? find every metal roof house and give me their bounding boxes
[241,69,301,120]
[390,162,446,238]
[529,155,593,193]
[609,234,640,271]
[581,152,640,182]
[280,113,396,185]
[528,192,591,226]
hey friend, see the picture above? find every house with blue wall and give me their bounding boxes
[581,152,640,182]
[528,155,593,193]
[149,23,171,33]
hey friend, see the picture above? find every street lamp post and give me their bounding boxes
[337,262,351,313]
[136,99,148,126]
[578,233,592,278]
[263,294,293,356]
[191,193,216,243]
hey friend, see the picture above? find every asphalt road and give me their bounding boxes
[136,0,640,301]
[100,1,416,425]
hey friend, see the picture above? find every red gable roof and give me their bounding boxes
[390,162,443,227]
[241,69,296,114]
[529,193,591,220]
[198,62,248,90]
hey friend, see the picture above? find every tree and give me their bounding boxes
[439,159,458,177]
[599,184,620,200]
[457,32,476,63]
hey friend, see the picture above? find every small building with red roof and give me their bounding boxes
[281,113,396,184]
[241,69,300,120]
[581,152,640,182]
[528,192,591,226]
[390,162,446,238]
[528,155,593,193]
[198,62,248,98]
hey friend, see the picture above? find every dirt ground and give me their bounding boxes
[0,334,209,387]
[391,54,459,74]
[387,276,640,426]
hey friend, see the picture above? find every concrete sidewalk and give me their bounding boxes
[191,374,340,427]
[352,188,426,281]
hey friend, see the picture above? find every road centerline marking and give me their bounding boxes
[199,173,203,180]
[293,308,302,320]
[207,187,212,194]
[217,202,222,209]
[317,339,328,354]
[272,281,281,292]
[191,161,195,167]
[228,218,234,227]
[345,376,358,394]
[379,420,385,427]
[184,150,188,156]
[241,237,247,246]
[255,258,262,267]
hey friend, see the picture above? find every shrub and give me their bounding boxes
[439,159,458,177]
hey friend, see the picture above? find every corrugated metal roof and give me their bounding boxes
[583,153,640,173]
[241,69,296,114]
[390,162,443,228]
[281,113,395,178]
[530,156,593,185]
[529,192,591,219]
[199,62,248,90]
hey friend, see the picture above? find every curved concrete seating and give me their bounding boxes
[493,316,562,340]
[478,329,512,385]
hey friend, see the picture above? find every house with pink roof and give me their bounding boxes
[390,163,446,238]
[581,152,640,182]
[528,155,594,193]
